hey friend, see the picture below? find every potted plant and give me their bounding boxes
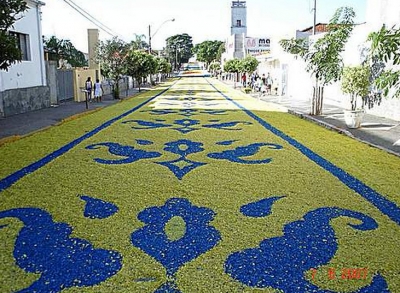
[341,65,371,128]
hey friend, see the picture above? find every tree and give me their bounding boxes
[224,58,241,87]
[240,56,259,74]
[130,34,148,51]
[0,0,28,71]
[341,66,371,110]
[193,40,224,67]
[44,36,87,68]
[166,34,194,70]
[95,37,129,99]
[157,57,172,81]
[125,50,157,92]
[209,62,221,76]
[216,42,226,62]
[368,25,400,99]
[224,58,241,73]
[280,7,356,115]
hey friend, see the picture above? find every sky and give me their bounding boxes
[40,0,367,53]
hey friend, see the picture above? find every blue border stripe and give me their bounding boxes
[208,79,400,226]
[0,86,172,192]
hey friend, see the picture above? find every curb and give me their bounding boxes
[220,79,400,159]
[287,110,355,137]
[288,109,400,158]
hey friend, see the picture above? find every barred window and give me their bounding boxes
[9,31,31,61]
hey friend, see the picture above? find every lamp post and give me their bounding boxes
[148,18,175,53]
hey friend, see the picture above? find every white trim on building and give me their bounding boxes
[0,0,46,92]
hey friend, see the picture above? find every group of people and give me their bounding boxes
[242,72,275,97]
[84,77,104,103]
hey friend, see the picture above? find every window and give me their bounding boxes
[236,20,242,27]
[9,31,31,61]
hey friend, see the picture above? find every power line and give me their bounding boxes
[66,0,117,35]
[63,0,116,36]
[62,0,118,37]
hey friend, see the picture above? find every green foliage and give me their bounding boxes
[341,66,371,110]
[368,25,400,98]
[44,36,87,68]
[95,37,130,99]
[280,7,356,86]
[307,7,355,85]
[243,87,252,94]
[129,34,148,51]
[223,58,241,73]
[157,57,172,74]
[166,34,194,70]
[216,42,226,62]
[240,56,259,74]
[193,40,224,66]
[125,50,157,91]
[279,38,308,59]
[209,62,221,73]
[95,37,129,82]
[0,0,28,70]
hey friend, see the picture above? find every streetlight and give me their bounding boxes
[148,18,175,53]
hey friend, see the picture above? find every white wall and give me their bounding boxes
[0,1,46,91]
[366,0,400,31]
[265,7,400,121]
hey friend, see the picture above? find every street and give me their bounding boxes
[0,76,399,292]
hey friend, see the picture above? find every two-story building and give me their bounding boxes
[0,0,48,118]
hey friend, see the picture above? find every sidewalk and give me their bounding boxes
[1,80,399,157]
[221,79,400,157]
[0,87,141,140]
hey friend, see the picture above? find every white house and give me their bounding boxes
[260,0,400,121]
[0,0,48,118]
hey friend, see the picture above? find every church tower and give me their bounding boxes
[231,1,247,36]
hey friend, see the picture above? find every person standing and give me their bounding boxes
[94,79,104,102]
[257,77,265,97]
[266,73,273,95]
[85,77,93,102]
[261,74,266,86]
[241,73,247,87]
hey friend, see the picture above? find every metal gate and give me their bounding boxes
[56,69,74,102]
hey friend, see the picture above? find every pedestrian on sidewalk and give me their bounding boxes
[241,73,247,87]
[94,79,104,102]
[85,77,93,102]
[257,78,265,98]
[266,73,273,95]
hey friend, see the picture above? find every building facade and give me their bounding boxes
[0,0,48,118]
[267,0,400,120]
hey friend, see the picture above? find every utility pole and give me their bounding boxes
[148,18,175,55]
[148,25,152,53]
[313,0,317,35]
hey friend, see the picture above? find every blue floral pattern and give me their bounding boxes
[208,142,283,164]
[80,195,119,219]
[131,198,221,292]
[225,207,389,292]
[86,142,161,164]
[122,119,251,134]
[240,196,286,217]
[157,140,206,180]
[0,208,122,293]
